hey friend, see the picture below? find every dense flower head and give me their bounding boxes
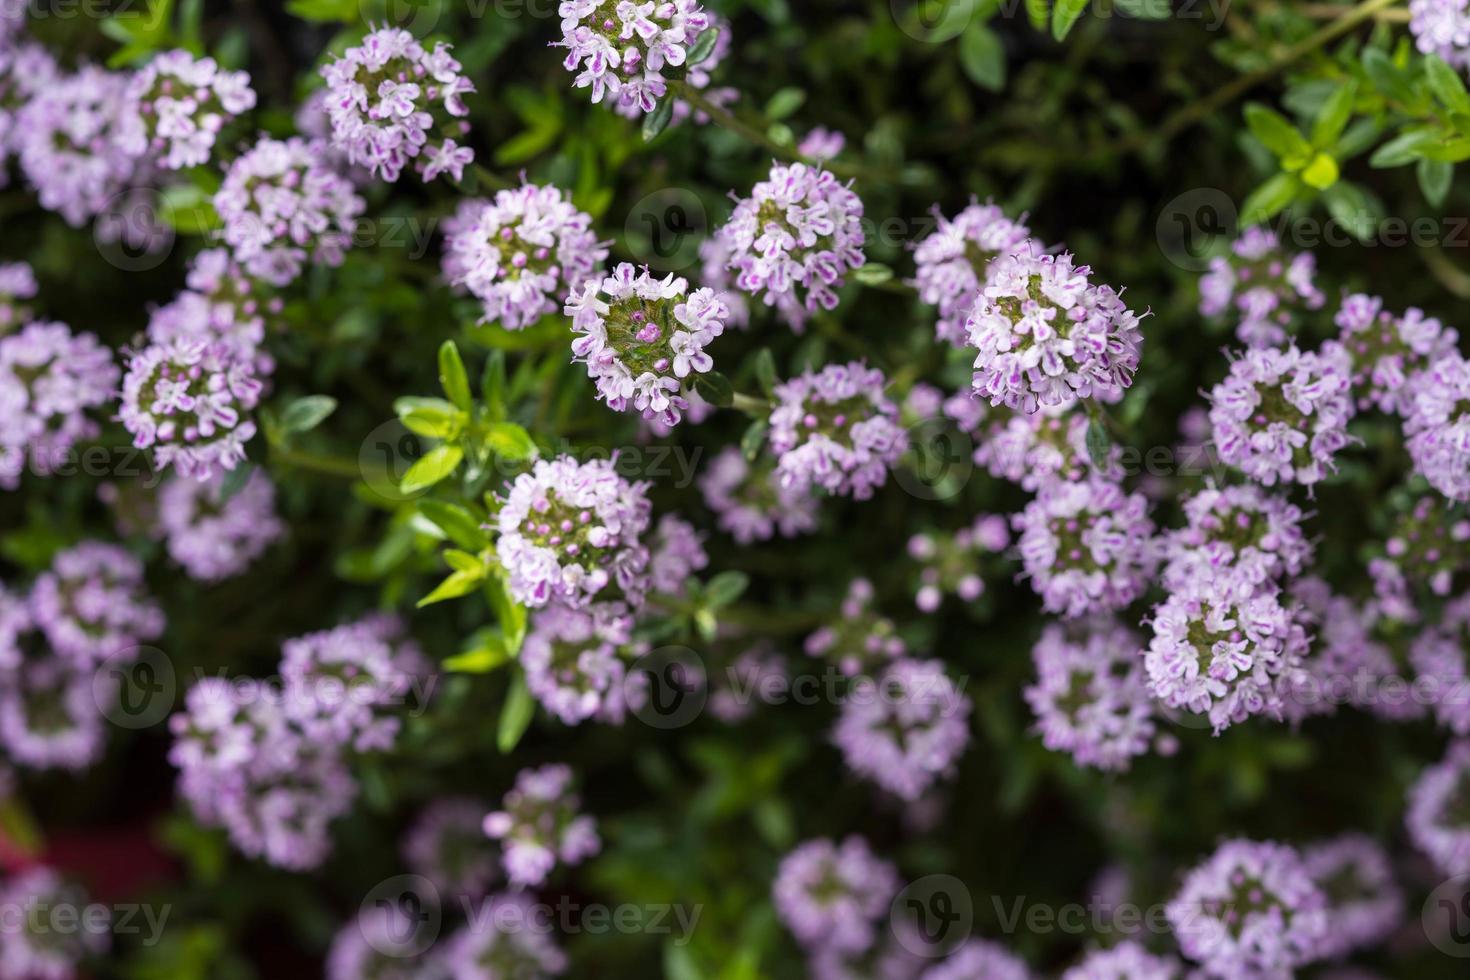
[555,0,714,115]
[772,836,900,956]
[1301,834,1402,961]
[147,248,283,375]
[966,242,1143,413]
[1145,574,1311,732]
[1200,227,1324,348]
[768,361,906,499]
[568,263,729,427]
[1060,942,1181,980]
[1025,618,1158,771]
[0,320,119,489]
[402,797,500,901]
[213,135,366,286]
[1207,342,1356,488]
[521,602,635,725]
[443,892,569,979]
[0,40,57,170]
[1410,0,1470,71]
[720,162,866,329]
[1410,591,1470,734]
[482,763,600,887]
[168,677,359,870]
[1407,738,1470,876]
[325,905,431,980]
[833,657,971,801]
[698,445,820,544]
[1335,292,1457,414]
[1404,350,1470,500]
[973,400,1122,491]
[1167,839,1328,978]
[805,578,906,676]
[648,513,708,594]
[912,201,1033,347]
[698,233,751,329]
[1160,482,1312,595]
[0,260,35,330]
[907,514,1008,612]
[121,49,256,169]
[16,63,143,227]
[1383,493,1470,597]
[1013,477,1157,619]
[494,454,653,609]
[119,338,263,480]
[30,541,163,667]
[0,590,107,771]
[156,469,283,580]
[0,867,109,978]
[610,13,736,123]
[920,940,1032,980]
[321,27,475,183]
[444,184,606,330]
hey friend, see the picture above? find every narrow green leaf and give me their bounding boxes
[400,408,465,440]
[1418,158,1454,206]
[418,501,488,551]
[741,419,768,461]
[417,569,483,607]
[1243,103,1312,161]
[1369,128,1440,168]
[765,87,806,121]
[217,462,255,503]
[853,263,894,285]
[1051,0,1088,40]
[497,673,535,753]
[687,26,720,66]
[695,372,734,408]
[643,100,674,141]
[1322,181,1383,242]
[1239,173,1301,223]
[486,575,528,656]
[1085,419,1111,468]
[280,395,337,435]
[958,23,1005,92]
[438,341,473,411]
[481,351,507,420]
[399,445,464,495]
[1310,79,1357,148]
[487,422,537,461]
[1300,152,1340,190]
[443,632,512,673]
[1024,0,1050,31]
[1361,48,1415,104]
[1425,54,1470,115]
[753,349,778,396]
[705,571,750,608]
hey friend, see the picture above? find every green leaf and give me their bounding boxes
[1243,103,1311,162]
[438,341,473,411]
[764,87,806,121]
[753,349,778,397]
[487,422,537,461]
[643,100,674,141]
[417,501,488,551]
[279,395,337,435]
[1085,419,1111,468]
[1361,48,1416,105]
[1418,158,1454,206]
[486,575,528,655]
[694,372,734,408]
[1239,173,1301,223]
[705,571,749,608]
[1425,54,1470,115]
[958,23,1005,92]
[399,445,464,495]
[158,183,219,234]
[1051,0,1088,40]
[394,396,459,418]
[1310,79,1357,148]
[497,673,535,753]
[853,263,894,285]
[1112,0,1172,18]
[1024,0,1050,31]
[400,408,465,440]
[217,463,255,503]
[1322,181,1383,242]
[687,26,721,66]
[1369,128,1441,167]
[285,0,357,21]
[481,351,507,420]
[1300,152,1340,190]
[443,632,512,673]
[417,568,484,607]
[741,419,769,460]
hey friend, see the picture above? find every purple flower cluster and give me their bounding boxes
[649,513,708,593]
[1407,738,1470,876]
[805,578,905,676]
[1410,0,1470,71]
[1199,227,1324,347]
[0,260,35,330]
[719,162,866,330]
[156,470,283,580]
[907,514,1008,612]
[443,892,569,979]
[832,657,971,800]
[966,243,1143,413]
[321,27,475,183]
[555,0,714,115]
[0,867,109,977]
[1013,476,1156,618]
[0,320,119,489]
[1335,292,1456,414]
[146,248,283,376]
[121,49,256,169]
[214,136,366,286]
[1404,351,1470,500]
[0,41,59,186]
[119,338,263,480]
[1410,593,1470,734]
[443,183,606,330]
[1160,483,1312,595]
[922,940,1033,980]
[402,797,500,901]
[1060,942,1181,980]
[482,763,600,887]
[1301,834,1402,961]
[1208,343,1356,488]
[772,836,899,957]
[767,361,906,499]
[494,454,652,609]
[973,401,1121,492]
[520,602,635,725]
[698,445,820,544]
[911,201,1033,347]
[567,263,730,427]
[1025,618,1159,771]
[1167,839,1328,978]
[29,541,163,665]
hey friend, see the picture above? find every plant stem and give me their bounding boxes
[270,446,362,479]
[730,392,770,415]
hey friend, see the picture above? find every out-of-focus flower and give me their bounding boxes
[1301,834,1402,961]
[443,184,606,330]
[0,261,36,331]
[912,201,1032,347]
[1060,942,1181,980]
[1410,0,1470,72]
[919,940,1032,980]
[966,242,1143,413]
[805,578,905,676]
[0,590,106,771]
[719,162,866,331]
[520,603,634,725]
[1335,292,1456,414]
[768,361,906,499]
[698,445,820,544]
[907,514,1008,612]
[0,867,109,978]
[798,127,846,161]
[29,541,163,666]
[772,836,900,956]
[1207,343,1355,488]
[1407,738,1470,877]
[443,892,568,979]
[710,643,786,723]
[833,658,971,801]
[648,514,707,594]
[119,338,263,481]
[1405,351,1470,500]
[482,763,600,887]
[156,469,283,581]
[1160,482,1312,594]
[403,797,500,901]
[494,455,652,609]
[1199,227,1324,347]
[567,263,729,427]
[320,27,475,183]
